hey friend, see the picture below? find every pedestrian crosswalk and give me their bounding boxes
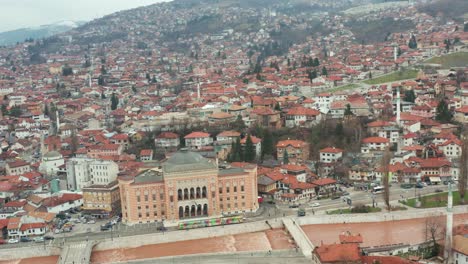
[59,240,95,264]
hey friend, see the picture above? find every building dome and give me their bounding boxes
[163,149,217,173]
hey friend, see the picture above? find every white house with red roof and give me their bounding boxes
[437,138,462,160]
[184,131,213,149]
[361,137,390,154]
[320,147,343,163]
[216,130,241,143]
[7,215,48,238]
[154,132,180,150]
[42,193,83,214]
[110,133,130,150]
[285,106,321,128]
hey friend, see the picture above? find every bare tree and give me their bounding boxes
[459,133,467,204]
[382,147,392,211]
[425,216,444,257]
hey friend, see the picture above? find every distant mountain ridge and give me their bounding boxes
[0,21,86,46]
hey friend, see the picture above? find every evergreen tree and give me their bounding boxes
[313,58,320,67]
[132,85,137,93]
[408,35,417,49]
[1,104,7,116]
[233,137,242,162]
[435,99,451,123]
[98,75,104,86]
[321,66,328,76]
[232,115,246,131]
[244,134,256,162]
[465,23,468,32]
[274,102,281,111]
[101,92,106,100]
[344,104,353,116]
[44,104,49,117]
[9,105,22,117]
[369,71,373,79]
[111,93,119,110]
[404,90,416,103]
[261,129,274,158]
[283,150,289,165]
[101,65,107,74]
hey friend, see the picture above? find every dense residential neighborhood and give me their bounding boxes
[0,0,466,263]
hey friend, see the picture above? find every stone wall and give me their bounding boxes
[0,245,61,261]
[94,220,283,251]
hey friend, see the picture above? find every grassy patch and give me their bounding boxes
[424,52,468,68]
[327,206,381,215]
[401,191,464,208]
[329,83,360,93]
[363,69,418,85]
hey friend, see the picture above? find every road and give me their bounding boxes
[0,184,449,249]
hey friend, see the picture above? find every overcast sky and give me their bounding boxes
[0,0,170,32]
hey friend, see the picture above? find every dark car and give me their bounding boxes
[20,237,32,242]
[435,188,443,193]
[43,236,55,240]
[288,204,299,208]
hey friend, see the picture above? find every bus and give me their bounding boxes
[372,186,385,194]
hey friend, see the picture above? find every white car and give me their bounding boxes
[311,202,320,207]
[87,220,96,224]
[8,238,19,244]
[33,237,44,243]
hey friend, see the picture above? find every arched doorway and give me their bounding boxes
[191,205,196,217]
[197,204,202,216]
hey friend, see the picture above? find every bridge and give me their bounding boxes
[58,240,97,264]
[282,218,315,257]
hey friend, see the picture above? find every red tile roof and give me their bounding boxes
[312,178,337,186]
[320,147,343,153]
[184,131,211,139]
[276,140,307,148]
[315,243,361,263]
[362,137,389,144]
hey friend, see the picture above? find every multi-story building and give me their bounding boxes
[361,137,390,153]
[6,160,31,176]
[87,144,123,159]
[82,181,121,219]
[276,140,310,165]
[154,132,180,151]
[184,131,213,149]
[119,149,259,225]
[285,107,321,128]
[66,158,119,191]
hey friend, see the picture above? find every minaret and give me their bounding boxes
[56,111,60,133]
[197,82,201,101]
[444,183,453,261]
[396,87,401,126]
[394,45,398,62]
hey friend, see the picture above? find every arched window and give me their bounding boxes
[202,186,207,198]
[184,206,190,217]
[184,188,189,200]
[196,187,201,199]
[203,204,208,216]
[190,188,195,199]
[178,206,184,219]
[197,204,202,216]
[191,205,196,217]
[177,189,183,200]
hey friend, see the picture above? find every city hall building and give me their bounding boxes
[119,149,259,225]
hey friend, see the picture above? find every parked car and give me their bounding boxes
[416,183,424,189]
[0,239,6,245]
[297,208,306,217]
[43,236,54,240]
[8,238,19,244]
[33,237,44,243]
[289,204,299,208]
[87,220,96,224]
[20,237,32,242]
[311,202,320,207]
[435,189,443,193]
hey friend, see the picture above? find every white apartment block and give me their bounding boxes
[66,158,119,191]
